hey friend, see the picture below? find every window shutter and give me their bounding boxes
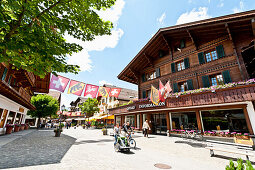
[142,90,146,99]
[180,39,185,49]
[222,70,232,84]
[156,68,160,78]
[184,57,190,69]
[171,63,176,73]
[173,83,178,93]
[216,45,225,58]
[142,74,146,82]
[8,75,12,85]
[187,79,194,90]
[198,52,205,64]
[202,75,210,88]
[1,67,8,81]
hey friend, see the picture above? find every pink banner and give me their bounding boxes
[49,74,70,92]
[84,84,99,98]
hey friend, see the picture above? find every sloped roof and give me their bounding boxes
[104,84,138,101]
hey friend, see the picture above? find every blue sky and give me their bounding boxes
[59,0,255,107]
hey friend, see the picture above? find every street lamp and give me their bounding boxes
[60,104,65,129]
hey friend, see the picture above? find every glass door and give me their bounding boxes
[151,114,167,135]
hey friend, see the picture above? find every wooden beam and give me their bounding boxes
[225,23,233,41]
[161,34,173,59]
[186,29,198,49]
[129,68,139,80]
[143,53,154,68]
[123,75,137,84]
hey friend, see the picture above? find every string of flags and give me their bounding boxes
[49,74,121,98]
[150,80,172,105]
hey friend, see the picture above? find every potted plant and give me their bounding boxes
[20,124,25,131]
[5,124,14,134]
[54,128,63,137]
[102,128,107,135]
[14,124,21,132]
[24,124,29,130]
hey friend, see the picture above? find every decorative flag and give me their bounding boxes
[49,74,70,92]
[150,85,160,105]
[67,80,85,96]
[159,80,172,102]
[98,87,111,98]
[109,88,121,98]
[84,84,99,98]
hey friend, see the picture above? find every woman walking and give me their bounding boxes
[142,120,150,138]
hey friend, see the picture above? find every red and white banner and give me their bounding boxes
[49,75,70,92]
[98,87,111,97]
[84,84,99,98]
[109,88,121,98]
[67,80,85,96]
[159,80,172,102]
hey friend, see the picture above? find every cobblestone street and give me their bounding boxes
[1,127,252,170]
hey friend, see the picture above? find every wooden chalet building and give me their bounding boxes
[109,10,255,136]
[0,63,50,134]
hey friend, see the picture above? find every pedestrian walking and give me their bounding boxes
[142,120,150,138]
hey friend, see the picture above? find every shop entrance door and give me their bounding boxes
[151,113,167,135]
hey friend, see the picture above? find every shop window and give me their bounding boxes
[146,90,151,98]
[7,111,16,124]
[178,82,188,92]
[176,60,185,72]
[210,74,224,86]
[201,109,248,133]
[171,112,197,130]
[0,109,8,128]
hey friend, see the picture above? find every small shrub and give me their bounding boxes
[225,159,254,170]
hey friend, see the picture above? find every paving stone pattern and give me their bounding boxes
[0,130,76,169]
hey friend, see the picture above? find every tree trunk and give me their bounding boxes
[37,117,41,129]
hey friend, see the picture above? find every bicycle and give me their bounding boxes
[127,132,136,148]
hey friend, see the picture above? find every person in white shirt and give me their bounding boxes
[114,123,121,144]
[142,120,151,137]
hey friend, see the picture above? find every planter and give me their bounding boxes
[236,136,250,140]
[20,125,25,131]
[234,137,253,145]
[14,125,20,132]
[24,124,29,130]
[54,129,62,137]
[5,126,13,134]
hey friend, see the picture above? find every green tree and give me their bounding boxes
[79,98,99,120]
[0,0,115,77]
[28,94,59,128]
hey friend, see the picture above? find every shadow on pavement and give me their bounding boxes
[175,140,207,148]
[74,139,113,145]
[212,154,255,165]
[121,151,135,155]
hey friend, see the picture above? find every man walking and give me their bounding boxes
[142,120,150,138]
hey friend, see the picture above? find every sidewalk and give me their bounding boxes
[0,129,35,148]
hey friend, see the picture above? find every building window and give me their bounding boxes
[146,71,156,81]
[1,67,8,81]
[205,50,218,63]
[179,82,188,92]
[210,74,224,86]
[176,61,185,72]
[146,90,151,98]
[7,75,12,85]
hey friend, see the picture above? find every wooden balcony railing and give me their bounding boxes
[166,84,255,108]
[25,71,35,86]
[18,87,31,103]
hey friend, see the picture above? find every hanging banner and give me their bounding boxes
[84,84,99,98]
[67,80,85,96]
[49,74,70,92]
[159,80,172,102]
[109,88,121,98]
[150,85,160,105]
[98,87,111,98]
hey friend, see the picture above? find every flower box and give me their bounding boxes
[234,137,253,145]
[236,135,250,140]
[5,125,14,134]
[14,124,21,132]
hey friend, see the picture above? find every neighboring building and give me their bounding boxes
[0,63,50,134]
[70,97,87,112]
[109,10,255,135]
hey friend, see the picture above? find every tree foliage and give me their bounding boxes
[79,98,99,118]
[28,94,59,119]
[0,0,116,77]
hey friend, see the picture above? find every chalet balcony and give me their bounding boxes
[14,70,36,87]
[166,84,255,108]
[18,86,32,103]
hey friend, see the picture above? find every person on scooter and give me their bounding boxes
[114,123,121,144]
[123,121,132,136]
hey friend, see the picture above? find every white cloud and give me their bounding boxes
[176,7,211,25]
[66,0,125,72]
[157,12,166,25]
[218,0,224,8]
[99,80,113,86]
[233,0,244,13]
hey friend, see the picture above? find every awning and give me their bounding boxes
[101,115,114,120]
[74,118,86,121]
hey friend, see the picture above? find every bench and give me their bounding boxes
[205,146,254,160]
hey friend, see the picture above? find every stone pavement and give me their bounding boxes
[6,127,253,170]
[0,129,76,169]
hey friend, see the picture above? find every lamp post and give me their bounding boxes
[60,104,65,129]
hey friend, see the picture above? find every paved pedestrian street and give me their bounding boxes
[1,128,254,170]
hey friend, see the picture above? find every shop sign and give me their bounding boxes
[127,106,136,111]
[138,102,165,109]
